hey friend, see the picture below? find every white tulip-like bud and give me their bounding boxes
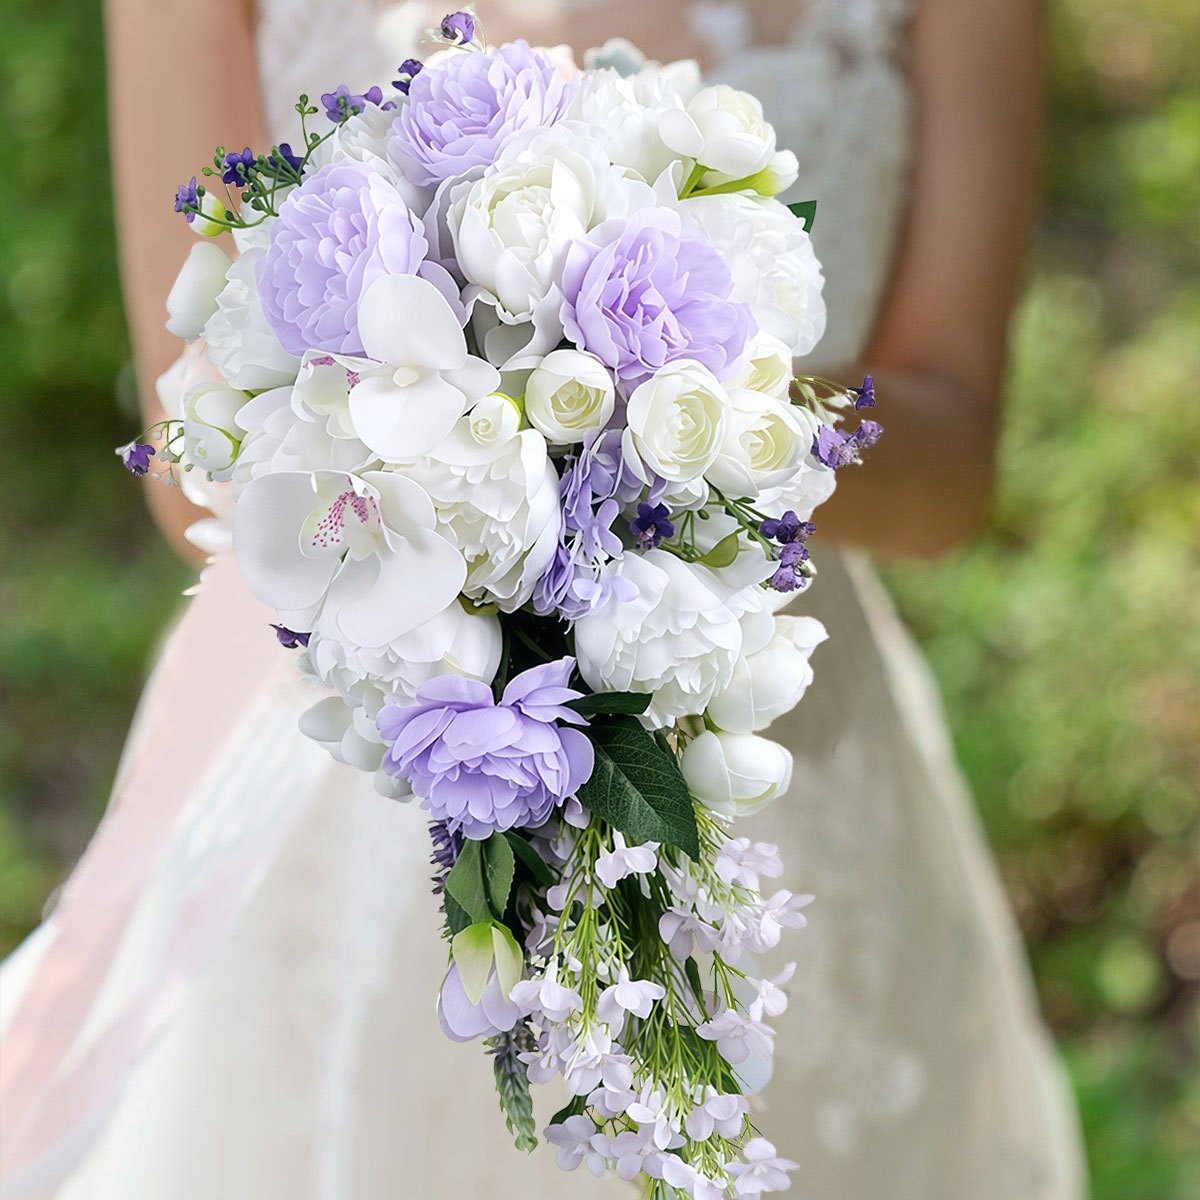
[623,359,729,482]
[524,349,616,444]
[681,730,793,817]
[191,191,229,238]
[165,243,232,340]
[682,85,778,180]
[707,616,828,733]
[182,383,249,480]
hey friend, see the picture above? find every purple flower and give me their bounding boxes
[560,208,755,389]
[270,624,310,649]
[271,142,304,174]
[389,40,573,188]
[256,159,430,356]
[321,84,385,124]
[852,374,876,410]
[118,442,155,476]
[377,658,595,840]
[813,419,884,470]
[394,58,423,94]
[221,147,256,187]
[630,502,674,550]
[761,510,816,592]
[174,177,199,222]
[429,820,463,876]
[759,510,814,545]
[440,10,476,43]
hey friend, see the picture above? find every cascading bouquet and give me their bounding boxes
[119,12,881,1197]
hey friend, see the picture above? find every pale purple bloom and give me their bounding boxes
[743,890,813,954]
[509,961,583,1023]
[658,907,721,960]
[596,967,665,1028]
[607,1129,657,1182]
[118,441,155,476]
[174,177,199,222]
[684,1088,750,1141]
[595,832,658,889]
[728,1138,799,1195]
[715,838,784,890]
[748,963,796,1022]
[389,40,574,187]
[377,658,594,840]
[812,419,883,469]
[320,83,385,123]
[221,146,255,187]
[439,10,476,43]
[256,160,430,356]
[662,1159,729,1200]
[695,1009,775,1066]
[270,623,310,649]
[437,962,520,1042]
[560,207,755,389]
[625,1086,683,1151]
[546,1115,604,1174]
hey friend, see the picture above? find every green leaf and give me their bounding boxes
[491,924,524,998]
[578,717,700,858]
[697,531,741,568]
[452,922,496,1004]
[442,891,473,936]
[566,691,653,717]
[483,833,516,917]
[788,199,817,232]
[444,840,490,925]
[504,831,556,887]
[547,1094,587,1128]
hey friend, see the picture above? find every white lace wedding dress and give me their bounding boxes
[0,3,1086,1198]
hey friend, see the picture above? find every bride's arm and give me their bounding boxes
[105,0,266,563]
[821,0,1045,557]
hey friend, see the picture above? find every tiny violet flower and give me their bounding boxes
[174,177,199,222]
[596,966,666,1028]
[728,1138,799,1195]
[759,510,814,545]
[440,10,477,44]
[321,83,385,124]
[270,623,310,649]
[595,832,659,889]
[221,147,256,187]
[630,502,675,551]
[117,441,156,476]
[393,58,423,94]
[852,373,876,410]
[812,419,883,470]
[271,142,304,174]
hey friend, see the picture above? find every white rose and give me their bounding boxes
[733,332,794,399]
[755,406,837,520]
[448,126,655,358]
[182,383,249,480]
[679,85,777,181]
[706,390,807,498]
[573,550,749,728]
[707,616,828,733]
[683,194,826,358]
[397,396,560,611]
[166,243,231,340]
[524,349,616,444]
[680,730,793,817]
[623,360,729,483]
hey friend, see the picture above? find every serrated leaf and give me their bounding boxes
[491,924,524,998]
[567,691,653,717]
[483,833,515,917]
[504,831,556,886]
[452,922,496,1004]
[697,531,741,568]
[788,199,817,232]
[445,840,490,925]
[578,717,700,858]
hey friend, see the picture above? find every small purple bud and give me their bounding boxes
[270,624,311,649]
[852,374,875,410]
[440,11,476,44]
[221,147,256,187]
[119,442,156,476]
[174,177,199,222]
[272,142,304,173]
[394,58,424,94]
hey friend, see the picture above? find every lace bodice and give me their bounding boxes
[255,0,915,367]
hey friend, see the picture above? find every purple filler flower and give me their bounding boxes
[321,84,385,124]
[174,177,199,222]
[630,502,674,550]
[813,420,884,470]
[394,58,423,94]
[271,143,304,174]
[118,442,155,476]
[759,510,815,545]
[851,374,876,411]
[561,208,754,389]
[389,40,573,188]
[256,159,430,356]
[378,658,595,840]
[270,624,310,649]
[440,10,476,43]
[221,147,256,187]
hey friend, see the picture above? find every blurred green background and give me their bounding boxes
[1,1,1197,1194]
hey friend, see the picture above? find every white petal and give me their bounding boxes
[349,374,467,461]
[357,274,467,370]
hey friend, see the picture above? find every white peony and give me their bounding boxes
[573,550,748,728]
[623,360,729,483]
[524,348,615,444]
[305,103,427,210]
[396,395,560,611]
[181,383,248,481]
[297,695,411,799]
[683,194,826,358]
[677,85,777,181]
[705,389,808,498]
[166,242,231,340]
[680,730,794,817]
[707,616,828,733]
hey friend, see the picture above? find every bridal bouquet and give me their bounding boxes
[122,12,880,1197]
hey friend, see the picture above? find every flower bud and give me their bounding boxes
[685,85,777,181]
[681,730,793,817]
[191,192,229,238]
[524,349,616,444]
[182,382,248,480]
[165,242,232,340]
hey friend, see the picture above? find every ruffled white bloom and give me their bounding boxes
[397,395,560,610]
[296,694,408,798]
[166,242,231,340]
[573,550,746,727]
[680,730,793,817]
[623,360,729,483]
[707,615,828,732]
[524,348,615,444]
[344,274,500,462]
[683,193,826,357]
[233,468,465,642]
[675,84,777,180]
[305,103,427,210]
[448,125,655,363]
[705,390,808,498]
[181,383,248,481]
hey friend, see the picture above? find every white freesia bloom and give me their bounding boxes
[681,730,794,817]
[707,616,828,733]
[346,274,500,462]
[573,550,746,727]
[448,126,655,361]
[684,194,826,357]
[233,468,466,643]
[397,395,560,611]
[182,383,248,481]
[705,389,808,498]
[676,85,777,181]
[166,242,231,340]
[524,349,615,444]
[623,360,729,483]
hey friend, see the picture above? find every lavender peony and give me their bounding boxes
[560,207,755,389]
[256,160,430,357]
[377,657,594,839]
[389,40,574,188]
